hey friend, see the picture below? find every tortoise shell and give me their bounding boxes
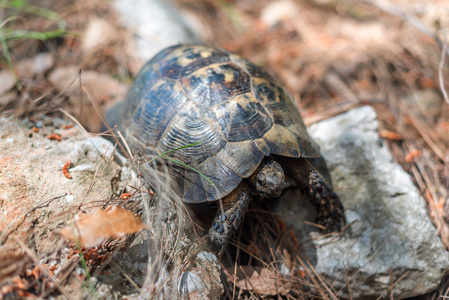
[120,45,321,203]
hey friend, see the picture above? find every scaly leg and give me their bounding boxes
[208,185,251,255]
[277,155,345,231]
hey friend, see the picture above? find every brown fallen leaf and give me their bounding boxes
[231,266,290,296]
[59,206,144,248]
[48,66,127,131]
[48,66,127,104]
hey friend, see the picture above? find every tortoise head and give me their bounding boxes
[246,158,286,198]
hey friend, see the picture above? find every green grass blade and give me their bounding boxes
[3,28,66,40]
[1,1,60,20]
[160,142,201,156]
[148,142,200,163]
[0,1,67,89]
[0,25,20,89]
[145,142,217,190]
[161,154,217,189]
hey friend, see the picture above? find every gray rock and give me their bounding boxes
[0,116,121,296]
[113,0,202,62]
[177,251,223,299]
[178,271,206,295]
[109,1,449,297]
[277,106,449,299]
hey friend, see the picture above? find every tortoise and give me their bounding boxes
[110,44,345,254]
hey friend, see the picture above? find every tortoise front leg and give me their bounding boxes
[277,155,345,231]
[208,184,251,255]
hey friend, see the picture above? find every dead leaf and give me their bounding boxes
[48,66,127,131]
[231,266,290,296]
[0,70,16,96]
[59,206,144,248]
[48,66,127,103]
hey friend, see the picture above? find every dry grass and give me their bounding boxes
[1,0,449,299]
[172,0,449,298]
[171,0,449,233]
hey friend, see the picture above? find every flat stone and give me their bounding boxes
[276,106,449,299]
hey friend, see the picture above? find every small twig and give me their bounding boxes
[13,237,74,300]
[42,255,80,298]
[299,257,339,300]
[343,264,353,300]
[81,142,117,204]
[439,34,449,104]
[367,0,449,55]
[375,271,410,300]
[117,130,134,160]
[303,101,362,126]
[110,260,141,293]
[58,108,89,135]
[336,227,400,296]
[389,268,393,300]
[399,104,446,161]
[1,194,67,244]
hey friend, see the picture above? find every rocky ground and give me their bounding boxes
[1,0,449,299]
